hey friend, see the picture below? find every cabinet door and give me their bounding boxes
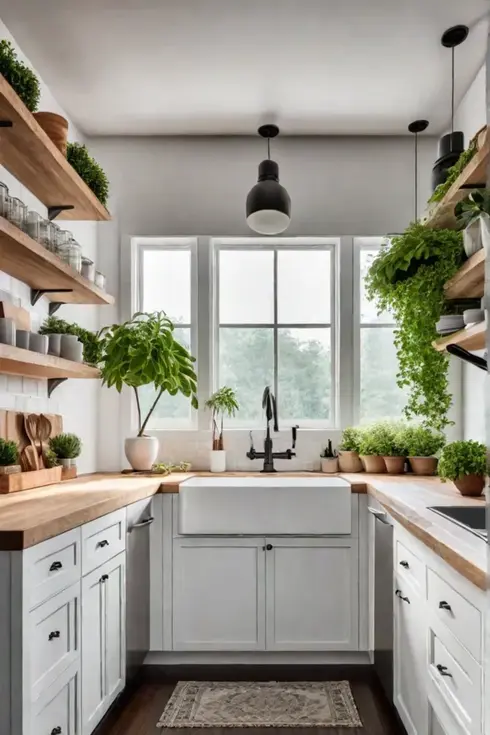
[81,566,106,735]
[394,575,428,735]
[265,538,359,651]
[104,552,126,707]
[173,538,266,650]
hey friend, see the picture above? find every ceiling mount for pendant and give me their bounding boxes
[257,124,280,140]
[441,25,469,48]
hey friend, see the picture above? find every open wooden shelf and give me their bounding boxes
[0,343,100,381]
[0,216,114,306]
[424,126,490,230]
[433,321,486,353]
[0,77,110,221]
[444,249,485,300]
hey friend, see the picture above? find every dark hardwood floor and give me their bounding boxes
[96,668,405,735]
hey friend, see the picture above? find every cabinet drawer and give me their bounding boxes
[30,661,80,735]
[395,539,425,593]
[28,582,80,701]
[24,528,81,610]
[427,569,482,662]
[428,625,482,734]
[82,508,126,575]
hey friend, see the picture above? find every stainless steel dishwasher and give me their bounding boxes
[126,497,154,682]
[368,505,394,701]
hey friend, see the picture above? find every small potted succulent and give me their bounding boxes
[205,386,239,473]
[320,440,339,473]
[400,425,445,475]
[357,424,386,474]
[438,440,487,497]
[0,438,20,475]
[48,433,82,468]
[338,427,363,473]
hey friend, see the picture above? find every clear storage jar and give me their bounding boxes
[0,182,9,218]
[60,238,82,272]
[26,211,44,242]
[8,197,27,230]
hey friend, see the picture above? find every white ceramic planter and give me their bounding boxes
[210,450,226,473]
[125,436,159,471]
[481,215,490,252]
[463,219,482,257]
[59,458,77,468]
[321,457,339,473]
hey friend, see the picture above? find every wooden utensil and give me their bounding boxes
[22,445,39,472]
[37,414,52,467]
[24,414,40,470]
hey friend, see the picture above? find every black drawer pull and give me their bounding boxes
[100,574,109,583]
[266,544,273,551]
[97,539,109,548]
[439,600,452,612]
[48,630,61,641]
[49,561,63,572]
[51,728,62,735]
[395,589,410,603]
[399,560,410,569]
[436,664,452,677]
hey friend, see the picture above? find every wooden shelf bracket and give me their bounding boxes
[47,377,68,397]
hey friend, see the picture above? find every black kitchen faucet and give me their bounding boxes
[246,386,298,472]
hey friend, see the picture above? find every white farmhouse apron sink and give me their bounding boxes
[178,476,351,536]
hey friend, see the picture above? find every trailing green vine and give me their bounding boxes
[365,222,464,430]
[429,139,477,204]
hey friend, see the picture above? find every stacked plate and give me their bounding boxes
[436,315,465,335]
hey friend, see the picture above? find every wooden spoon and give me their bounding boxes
[24,414,40,470]
[37,414,52,467]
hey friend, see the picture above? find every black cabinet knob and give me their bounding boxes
[266,544,273,551]
[100,574,109,583]
[48,631,61,641]
[51,728,62,735]
[399,560,410,569]
[436,664,452,677]
[439,600,452,611]
[49,561,63,572]
[395,589,410,603]
[97,539,109,548]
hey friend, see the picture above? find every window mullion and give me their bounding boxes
[273,248,279,404]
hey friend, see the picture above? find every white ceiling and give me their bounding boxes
[0,0,488,136]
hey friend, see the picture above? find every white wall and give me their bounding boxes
[90,134,447,471]
[0,20,100,472]
[454,63,487,443]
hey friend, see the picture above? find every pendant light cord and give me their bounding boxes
[451,47,455,136]
[267,137,271,160]
[414,132,418,222]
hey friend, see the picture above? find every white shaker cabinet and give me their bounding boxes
[172,537,266,651]
[82,551,126,735]
[265,537,359,651]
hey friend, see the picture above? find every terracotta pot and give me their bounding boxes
[338,450,363,473]
[33,112,69,155]
[383,456,406,475]
[409,456,438,476]
[360,455,386,473]
[454,474,485,497]
[321,457,339,474]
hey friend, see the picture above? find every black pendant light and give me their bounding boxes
[431,24,469,192]
[246,124,291,235]
[408,119,429,221]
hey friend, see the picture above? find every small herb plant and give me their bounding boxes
[455,189,490,229]
[99,312,198,437]
[49,433,82,459]
[40,316,103,367]
[429,141,478,204]
[44,449,59,469]
[438,440,487,482]
[398,425,445,458]
[339,427,362,453]
[320,440,337,459]
[357,422,406,457]
[205,386,239,450]
[152,461,191,475]
[0,438,18,466]
[67,143,109,207]
[0,39,40,112]
[366,222,464,429]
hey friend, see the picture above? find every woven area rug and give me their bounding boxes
[157,681,362,728]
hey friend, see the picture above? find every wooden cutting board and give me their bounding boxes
[0,410,63,463]
[0,301,31,331]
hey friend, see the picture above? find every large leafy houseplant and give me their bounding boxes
[0,39,40,112]
[366,222,464,430]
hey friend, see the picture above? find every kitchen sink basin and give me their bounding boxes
[429,506,487,541]
[178,476,352,536]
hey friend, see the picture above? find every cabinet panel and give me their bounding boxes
[82,508,126,576]
[24,527,80,610]
[173,538,266,651]
[265,538,358,651]
[104,553,126,703]
[81,565,105,735]
[30,661,80,735]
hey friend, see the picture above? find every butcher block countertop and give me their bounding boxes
[0,472,485,589]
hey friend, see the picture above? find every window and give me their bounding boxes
[356,239,407,423]
[136,239,196,429]
[215,240,335,426]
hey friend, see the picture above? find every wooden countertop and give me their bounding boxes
[0,472,485,590]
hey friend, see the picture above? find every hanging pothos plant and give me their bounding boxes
[365,222,464,430]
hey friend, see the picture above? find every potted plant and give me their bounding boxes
[0,438,20,475]
[357,424,386,474]
[205,386,239,472]
[375,422,408,475]
[0,39,40,112]
[338,427,363,473]
[99,311,198,471]
[455,189,490,255]
[320,440,339,473]
[67,143,109,208]
[438,440,487,497]
[48,433,82,468]
[366,222,464,430]
[399,425,445,475]
[40,315,103,366]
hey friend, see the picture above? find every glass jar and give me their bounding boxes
[0,182,9,218]
[8,197,27,230]
[81,257,95,281]
[61,238,82,273]
[94,271,106,290]
[26,211,44,242]
[47,221,61,253]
